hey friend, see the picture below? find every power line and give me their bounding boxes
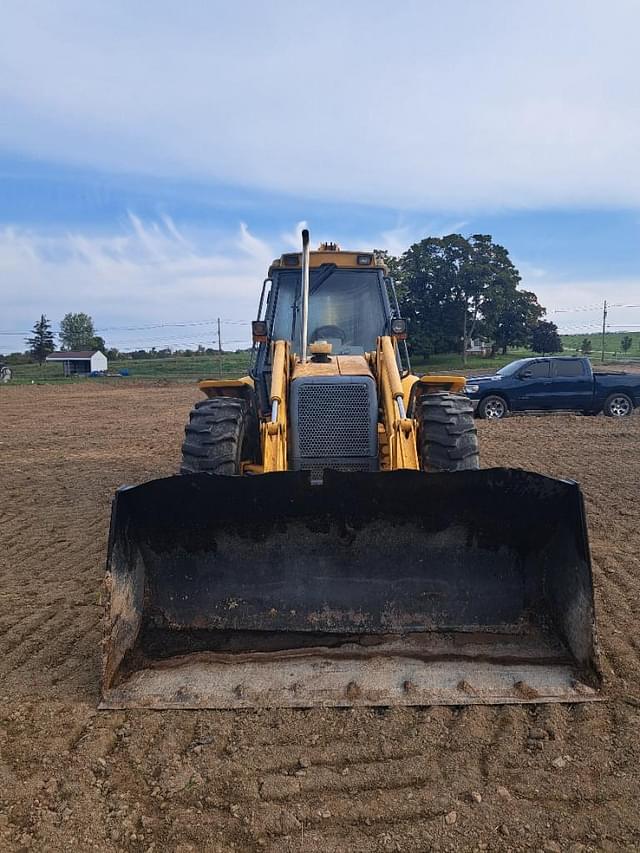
[95,318,250,331]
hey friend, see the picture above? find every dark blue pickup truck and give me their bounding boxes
[464,356,640,419]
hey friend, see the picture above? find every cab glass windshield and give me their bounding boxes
[269,267,387,354]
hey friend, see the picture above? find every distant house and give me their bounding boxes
[465,338,492,357]
[46,350,108,376]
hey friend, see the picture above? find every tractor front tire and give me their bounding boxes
[418,392,480,472]
[180,397,258,475]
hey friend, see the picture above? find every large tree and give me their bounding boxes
[26,314,55,364]
[531,320,563,355]
[396,233,537,362]
[91,335,106,352]
[59,312,96,351]
[397,235,472,359]
[481,287,544,355]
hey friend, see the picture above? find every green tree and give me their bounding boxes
[398,235,472,360]
[26,314,55,364]
[580,338,592,355]
[396,233,536,362]
[531,321,563,355]
[621,335,633,353]
[90,335,106,352]
[59,312,96,351]
[485,288,544,354]
[374,249,405,302]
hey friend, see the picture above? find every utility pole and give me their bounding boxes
[601,300,607,363]
[217,317,223,378]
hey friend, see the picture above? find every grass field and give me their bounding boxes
[4,351,253,384]
[560,330,640,356]
[4,334,640,385]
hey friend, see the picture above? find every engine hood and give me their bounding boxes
[466,375,503,384]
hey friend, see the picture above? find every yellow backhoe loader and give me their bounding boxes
[101,230,601,709]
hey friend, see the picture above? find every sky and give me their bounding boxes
[1,0,639,353]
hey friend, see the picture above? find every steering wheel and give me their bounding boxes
[311,325,347,344]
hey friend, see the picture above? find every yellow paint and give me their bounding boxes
[261,340,289,472]
[198,376,254,397]
[375,336,420,471]
[292,354,372,379]
[269,249,386,273]
[417,374,466,394]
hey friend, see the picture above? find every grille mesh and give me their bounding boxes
[297,383,373,458]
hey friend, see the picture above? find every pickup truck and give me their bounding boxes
[464,356,640,419]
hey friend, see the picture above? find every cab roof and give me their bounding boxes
[269,244,387,274]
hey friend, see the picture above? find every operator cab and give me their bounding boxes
[251,244,406,415]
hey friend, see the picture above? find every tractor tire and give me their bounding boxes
[603,392,634,418]
[180,397,259,475]
[418,392,480,472]
[477,394,509,420]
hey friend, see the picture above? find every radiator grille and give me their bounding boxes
[297,382,373,458]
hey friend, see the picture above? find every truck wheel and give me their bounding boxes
[418,392,480,472]
[180,398,259,474]
[603,393,634,418]
[477,395,509,420]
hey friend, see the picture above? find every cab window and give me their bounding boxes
[521,361,550,378]
[553,360,585,378]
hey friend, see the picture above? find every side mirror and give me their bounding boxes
[519,369,533,379]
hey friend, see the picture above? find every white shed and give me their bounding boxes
[46,350,108,376]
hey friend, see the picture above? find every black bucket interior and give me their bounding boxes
[104,468,600,694]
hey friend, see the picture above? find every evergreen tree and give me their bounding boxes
[26,314,55,364]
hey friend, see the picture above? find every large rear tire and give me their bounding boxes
[418,392,480,472]
[180,397,258,475]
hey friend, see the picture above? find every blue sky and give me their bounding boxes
[1,0,639,353]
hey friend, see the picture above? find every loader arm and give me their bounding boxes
[376,335,420,470]
[261,339,289,473]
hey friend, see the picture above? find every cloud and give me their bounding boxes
[280,221,308,250]
[0,218,271,351]
[2,214,639,354]
[526,278,640,332]
[1,1,640,210]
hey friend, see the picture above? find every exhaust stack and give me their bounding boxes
[301,228,310,362]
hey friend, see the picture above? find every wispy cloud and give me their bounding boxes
[280,221,308,250]
[0,218,272,350]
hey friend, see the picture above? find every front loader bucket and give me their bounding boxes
[101,469,601,709]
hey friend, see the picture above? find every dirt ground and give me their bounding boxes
[1,381,639,853]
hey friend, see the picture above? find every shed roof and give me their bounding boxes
[46,350,102,360]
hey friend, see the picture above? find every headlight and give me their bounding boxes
[465,384,480,394]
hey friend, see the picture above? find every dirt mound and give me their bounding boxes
[1,383,639,851]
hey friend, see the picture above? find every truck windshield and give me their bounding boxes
[269,267,387,354]
[496,359,531,377]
